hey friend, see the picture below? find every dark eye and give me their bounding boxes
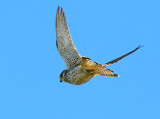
[60,72,63,78]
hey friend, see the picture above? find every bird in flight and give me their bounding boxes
[56,6,142,85]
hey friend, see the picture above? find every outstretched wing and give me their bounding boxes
[56,6,81,69]
[103,45,143,66]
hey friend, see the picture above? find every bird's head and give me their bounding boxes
[60,69,68,83]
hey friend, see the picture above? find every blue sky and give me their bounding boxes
[0,0,160,119]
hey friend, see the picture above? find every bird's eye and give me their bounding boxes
[60,74,62,78]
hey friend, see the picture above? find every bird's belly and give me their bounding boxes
[74,72,95,85]
[72,67,95,85]
[65,65,95,85]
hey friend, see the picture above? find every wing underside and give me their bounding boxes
[56,6,81,69]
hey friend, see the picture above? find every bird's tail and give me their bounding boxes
[81,57,119,77]
[95,68,119,77]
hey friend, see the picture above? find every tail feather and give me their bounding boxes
[81,56,119,77]
[97,69,119,77]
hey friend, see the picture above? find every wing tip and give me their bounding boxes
[57,5,60,15]
[58,5,60,10]
[137,45,144,49]
[61,7,63,15]
[57,6,64,17]
[56,6,67,25]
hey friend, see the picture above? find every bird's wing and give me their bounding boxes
[103,45,143,66]
[56,6,81,69]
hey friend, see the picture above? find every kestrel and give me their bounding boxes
[56,6,142,85]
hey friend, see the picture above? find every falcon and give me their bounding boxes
[56,6,142,85]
